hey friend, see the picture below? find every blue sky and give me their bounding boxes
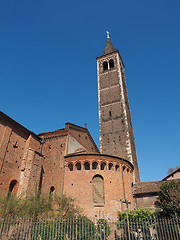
[0,0,179,182]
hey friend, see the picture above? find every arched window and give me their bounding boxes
[109,59,114,69]
[115,165,119,172]
[92,162,98,170]
[76,162,81,171]
[50,186,55,193]
[49,186,55,204]
[109,163,113,171]
[154,201,161,211]
[103,61,108,70]
[68,163,73,172]
[8,180,18,197]
[101,162,106,170]
[84,162,90,170]
[92,175,104,205]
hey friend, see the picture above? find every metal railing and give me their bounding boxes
[0,215,179,239]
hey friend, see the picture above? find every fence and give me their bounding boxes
[0,215,180,239]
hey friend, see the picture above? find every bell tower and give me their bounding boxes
[97,33,140,182]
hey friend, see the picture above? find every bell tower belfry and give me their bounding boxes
[97,33,140,182]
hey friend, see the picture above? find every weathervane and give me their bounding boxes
[106,31,110,39]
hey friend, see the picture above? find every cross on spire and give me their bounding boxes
[106,31,110,39]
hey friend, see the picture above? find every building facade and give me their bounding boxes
[0,35,177,219]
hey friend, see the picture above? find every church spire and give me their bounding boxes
[103,31,115,55]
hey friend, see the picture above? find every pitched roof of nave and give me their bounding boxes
[0,111,99,153]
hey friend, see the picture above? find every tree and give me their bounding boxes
[167,166,180,175]
[158,180,180,217]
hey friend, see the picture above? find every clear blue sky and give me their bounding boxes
[0,0,179,182]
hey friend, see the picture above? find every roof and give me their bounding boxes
[38,122,99,153]
[134,178,180,195]
[0,111,41,141]
[103,37,116,55]
[134,180,162,195]
[162,167,180,181]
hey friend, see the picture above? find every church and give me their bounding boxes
[0,34,176,219]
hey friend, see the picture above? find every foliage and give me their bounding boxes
[118,208,156,221]
[0,192,80,218]
[0,194,22,217]
[167,166,180,174]
[54,194,81,218]
[117,208,157,237]
[96,219,110,240]
[159,180,180,217]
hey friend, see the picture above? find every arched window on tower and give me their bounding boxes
[8,180,18,198]
[92,175,105,206]
[103,61,108,71]
[109,59,114,69]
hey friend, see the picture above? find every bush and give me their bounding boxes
[159,180,180,217]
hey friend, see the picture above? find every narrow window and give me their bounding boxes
[101,162,106,170]
[49,186,55,204]
[109,59,114,69]
[109,111,112,117]
[76,162,81,171]
[103,61,108,70]
[154,201,161,211]
[84,162,90,170]
[92,175,105,206]
[50,186,55,193]
[92,162,98,170]
[115,165,119,172]
[8,180,18,197]
[109,163,113,171]
[68,163,73,172]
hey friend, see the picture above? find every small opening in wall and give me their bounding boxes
[115,165,119,172]
[101,162,106,170]
[92,162,98,170]
[109,163,113,171]
[127,168,129,173]
[13,142,18,148]
[71,183,73,186]
[68,163,73,172]
[123,166,126,171]
[84,162,90,170]
[109,111,112,117]
[76,162,81,171]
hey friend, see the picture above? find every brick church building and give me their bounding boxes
[0,34,177,219]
